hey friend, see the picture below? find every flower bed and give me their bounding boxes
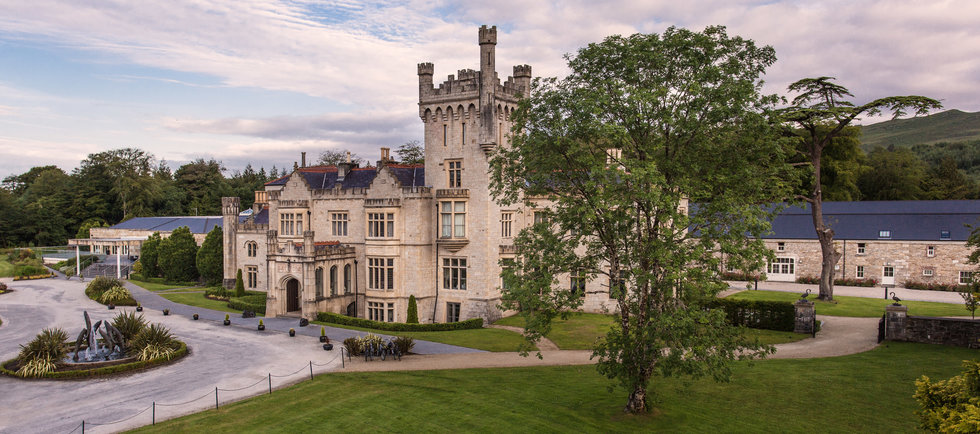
[0,341,188,380]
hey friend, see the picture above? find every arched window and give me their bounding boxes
[315,267,323,298]
[343,264,351,294]
[330,265,338,296]
[246,241,257,257]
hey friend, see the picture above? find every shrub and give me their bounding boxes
[17,356,57,378]
[721,270,763,282]
[205,286,231,300]
[130,324,178,362]
[227,293,266,314]
[392,336,415,354]
[158,226,199,282]
[196,226,223,285]
[796,275,878,287]
[235,269,245,297]
[111,311,147,343]
[18,328,68,364]
[343,337,363,356]
[795,275,820,285]
[915,360,980,432]
[703,298,795,332]
[407,295,419,324]
[86,276,120,296]
[99,285,134,304]
[0,282,7,292]
[316,311,483,331]
[15,265,48,277]
[140,232,163,278]
[904,280,968,292]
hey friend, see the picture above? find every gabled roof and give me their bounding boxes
[264,165,425,189]
[238,207,269,225]
[764,200,980,241]
[109,216,222,233]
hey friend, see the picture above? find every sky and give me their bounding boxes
[0,0,978,179]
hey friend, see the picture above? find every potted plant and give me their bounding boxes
[288,328,296,337]
[108,303,115,310]
[323,343,333,351]
[193,313,199,320]
[162,308,170,316]
[136,302,143,312]
[258,320,265,331]
[319,327,328,343]
[223,314,231,326]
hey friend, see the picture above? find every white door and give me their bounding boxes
[767,258,796,282]
[882,266,895,285]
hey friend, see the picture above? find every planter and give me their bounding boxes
[258,324,265,331]
[323,343,333,351]
[107,304,115,310]
[162,309,169,316]
[319,336,328,343]
[288,330,296,337]
[223,320,231,326]
[136,306,143,312]
[193,314,199,320]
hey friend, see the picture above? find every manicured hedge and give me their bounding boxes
[903,280,969,292]
[704,298,795,332]
[129,274,198,287]
[316,311,483,331]
[0,341,188,380]
[796,275,877,287]
[227,294,266,315]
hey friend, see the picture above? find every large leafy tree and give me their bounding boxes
[158,227,199,282]
[196,226,223,285]
[316,149,364,166]
[490,26,789,414]
[780,78,941,301]
[395,140,424,165]
[139,232,163,278]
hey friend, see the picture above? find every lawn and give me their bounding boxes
[159,291,262,316]
[312,321,534,352]
[132,342,977,433]
[130,279,199,292]
[0,257,14,277]
[728,290,969,318]
[496,313,809,349]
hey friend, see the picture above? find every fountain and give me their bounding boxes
[66,311,127,363]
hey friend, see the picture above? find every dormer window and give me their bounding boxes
[940,230,951,240]
[857,243,866,255]
[878,230,891,239]
[926,246,935,257]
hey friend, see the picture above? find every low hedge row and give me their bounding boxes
[316,311,483,331]
[0,341,188,380]
[13,273,55,281]
[796,275,877,287]
[903,280,969,292]
[227,294,266,315]
[128,274,199,287]
[721,271,763,282]
[704,298,795,332]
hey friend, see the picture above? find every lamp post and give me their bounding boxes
[882,283,894,300]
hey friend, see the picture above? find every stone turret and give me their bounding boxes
[478,25,497,155]
[221,197,240,288]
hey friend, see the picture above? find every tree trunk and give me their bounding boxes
[624,383,648,413]
[809,141,840,301]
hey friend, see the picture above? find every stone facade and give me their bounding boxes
[756,239,974,287]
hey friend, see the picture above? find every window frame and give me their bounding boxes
[776,242,785,252]
[447,160,462,188]
[331,212,349,237]
[246,265,258,289]
[856,265,865,279]
[443,257,467,290]
[501,211,513,238]
[926,245,935,257]
[446,302,461,323]
[367,212,395,238]
[367,257,395,291]
[857,243,866,255]
[440,201,466,238]
[961,271,974,285]
[246,241,257,257]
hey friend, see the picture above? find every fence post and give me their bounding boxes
[152,402,155,425]
[309,361,313,380]
[81,420,85,434]
[215,387,219,410]
[341,348,345,368]
[268,373,272,394]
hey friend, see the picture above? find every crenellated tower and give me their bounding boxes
[221,196,240,288]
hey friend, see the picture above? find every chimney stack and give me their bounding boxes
[301,152,306,168]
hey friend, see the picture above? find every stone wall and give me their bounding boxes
[904,316,980,349]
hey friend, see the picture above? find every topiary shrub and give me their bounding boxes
[235,269,245,297]
[407,295,419,324]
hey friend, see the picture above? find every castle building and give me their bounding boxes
[220,26,616,322]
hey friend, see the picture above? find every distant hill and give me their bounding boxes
[859,109,980,151]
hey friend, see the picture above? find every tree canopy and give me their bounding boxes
[490,26,788,414]
[196,226,224,285]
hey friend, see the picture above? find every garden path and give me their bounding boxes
[487,324,559,350]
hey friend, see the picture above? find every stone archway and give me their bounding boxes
[286,278,301,312]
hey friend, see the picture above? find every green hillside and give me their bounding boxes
[859,109,980,150]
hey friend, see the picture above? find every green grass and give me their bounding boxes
[132,342,977,433]
[0,257,15,277]
[130,280,199,292]
[497,313,809,349]
[159,292,263,316]
[728,290,968,318]
[313,321,533,352]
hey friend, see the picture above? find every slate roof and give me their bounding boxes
[264,165,425,189]
[109,216,223,233]
[764,200,980,241]
[238,207,269,224]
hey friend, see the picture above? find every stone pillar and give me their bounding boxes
[885,304,908,341]
[221,197,241,289]
[794,300,815,334]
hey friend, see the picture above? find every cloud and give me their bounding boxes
[163,111,418,141]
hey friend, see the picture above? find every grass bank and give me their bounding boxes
[728,290,968,317]
[132,342,976,433]
[496,312,810,349]
[313,321,533,352]
[129,280,199,292]
[159,291,263,316]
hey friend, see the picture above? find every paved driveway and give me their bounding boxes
[0,278,344,433]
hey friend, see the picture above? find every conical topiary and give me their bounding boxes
[235,269,245,297]
[407,295,419,324]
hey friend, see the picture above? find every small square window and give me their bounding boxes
[940,230,951,240]
[856,266,865,278]
[922,268,934,277]
[961,271,974,285]
[857,243,866,255]
[878,230,891,239]
[926,246,935,257]
[776,242,785,252]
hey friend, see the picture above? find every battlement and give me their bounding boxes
[417,62,434,76]
[478,25,496,45]
[513,64,532,78]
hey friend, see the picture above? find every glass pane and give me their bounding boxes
[455,201,465,212]
[455,214,465,237]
